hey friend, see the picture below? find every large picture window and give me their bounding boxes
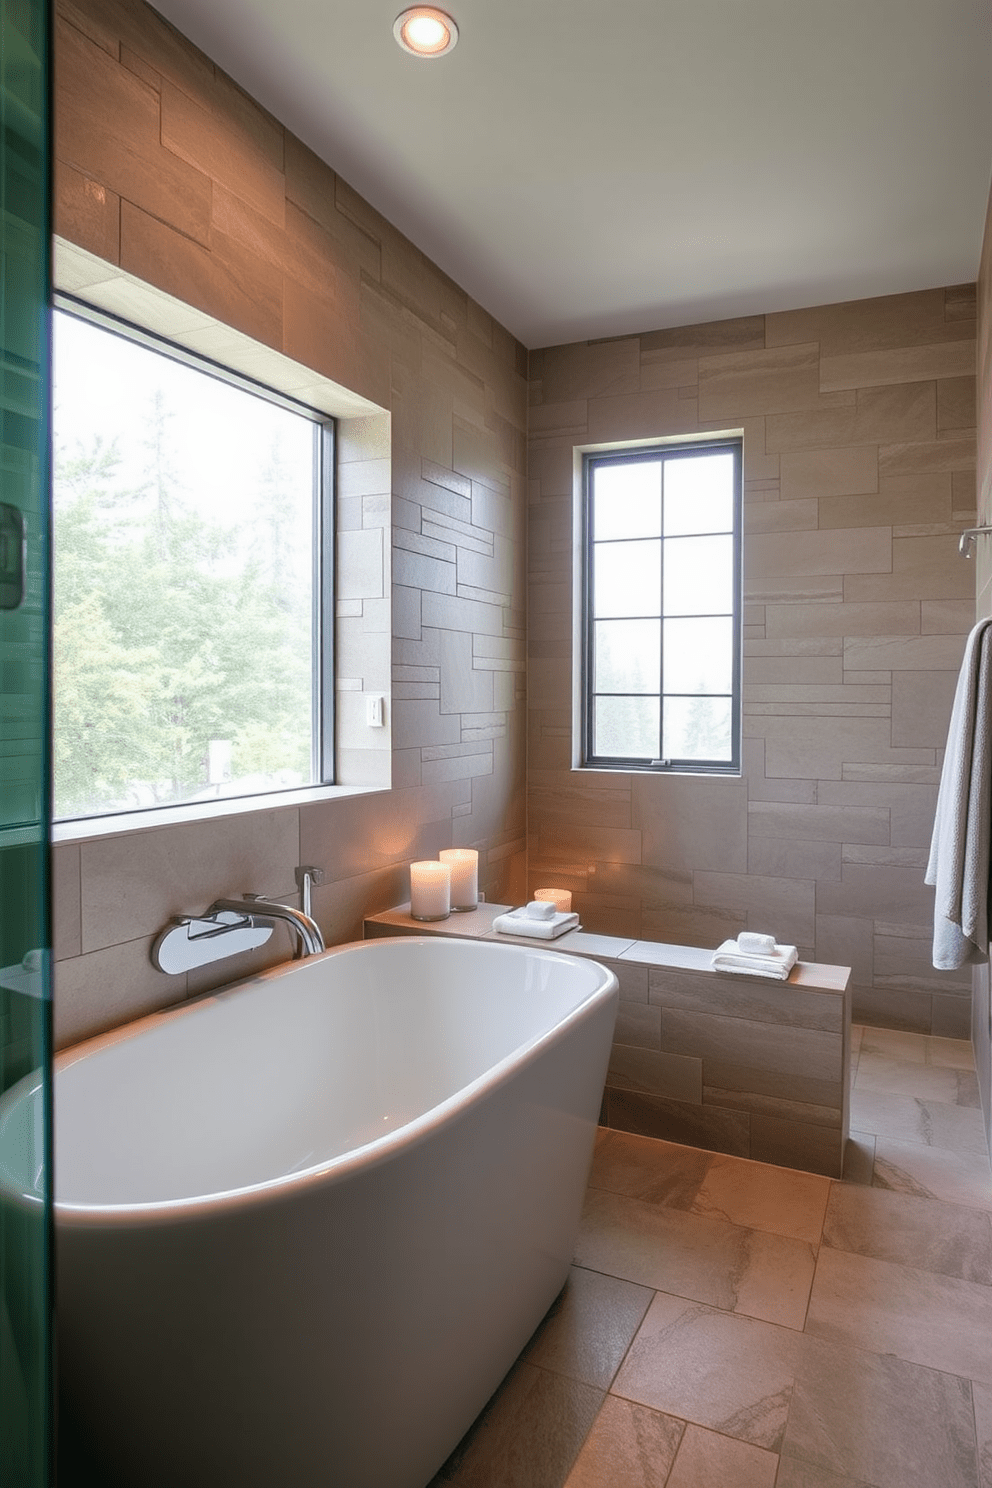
[52,299,334,822]
[582,439,742,773]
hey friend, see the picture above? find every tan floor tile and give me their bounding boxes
[873,1135,992,1210]
[822,1182,992,1283]
[588,1129,713,1207]
[806,1247,992,1384]
[665,1423,778,1488]
[855,1052,980,1106]
[973,1381,992,1488]
[929,1035,977,1070]
[613,1294,800,1450]
[857,1027,928,1063]
[687,1153,831,1247]
[840,1132,876,1185]
[521,1266,653,1390]
[561,1396,684,1488]
[783,1335,979,1488]
[850,1088,989,1155]
[576,1190,816,1329]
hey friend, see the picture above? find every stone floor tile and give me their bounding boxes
[929,1035,977,1070]
[782,1336,979,1488]
[774,1459,876,1487]
[840,1132,875,1185]
[560,1395,684,1488]
[973,1381,992,1488]
[850,1087,989,1155]
[688,1152,831,1246]
[587,1128,713,1207]
[521,1265,653,1390]
[873,1136,992,1211]
[576,1189,816,1329]
[664,1422,778,1488]
[430,1361,604,1488]
[857,1026,928,1064]
[822,1182,992,1283]
[612,1293,801,1451]
[855,1053,980,1106]
[805,1247,992,1384]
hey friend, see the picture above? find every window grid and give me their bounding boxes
[583,441,742,773]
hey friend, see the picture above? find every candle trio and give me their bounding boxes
[409,849,479,921]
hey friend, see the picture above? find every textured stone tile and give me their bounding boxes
[819,340,975,392]
[57,18,212,246]
[855,1053,980,1105]
[432,1359,603,1487]
[588,1129,714,1206]
[521,1267,653,1390]
[841,1132,876,1185]
[576,1190,816,1329]
[665,1424,779,1488]
[697,343,837,420]
[614,1294,800,1450]
[938,375,977,432]
[120,201,283,350]
[973,1382,992,1488]
[929,1035,977,1069]
[852,1089,987,1158]
[55,159,120,263]
[778,445,878,501]
[872,1137,992,1211]
[606,1088,750,1157]
[661,1009,842,1083]
[766,289,970,354]
[891,668,958,747]
[765,382,937,454]
[648,966,843,1033]
[806,1247,992,1383]
[607,1044,702,1101]
[640,316,765,360]
[747,838,843,882]
[782,1335,979,1488]
[53,842,82,961]
[54,937,184,1049]
[562,1397,684,1488]
[749,1117,844,1178]
[688,1153,830,1246]
[822,1183,992,1282]
[747,527,891,578]
[764,599,919,639]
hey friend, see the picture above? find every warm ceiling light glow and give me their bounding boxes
[393,7,458,58]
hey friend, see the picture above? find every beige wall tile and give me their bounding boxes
[766,382,937,453]
[747,528,891,578]
[890,670,958,748]
[779,444,878,501]
[820,341,976,392]
[54,936,184,1049]
[53,843,82,961]
[766,289,966,355]
[699,343,834,420]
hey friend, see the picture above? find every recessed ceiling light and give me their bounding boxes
[393,7,459,58]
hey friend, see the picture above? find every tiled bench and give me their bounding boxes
[364,903,852,1178]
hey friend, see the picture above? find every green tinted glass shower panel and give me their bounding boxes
[0,0,53,1483]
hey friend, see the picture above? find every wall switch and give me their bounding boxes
[366,694,385,728]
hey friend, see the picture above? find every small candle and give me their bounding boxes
[439,848,479,911]
[534,888,572,913]
[409,861,451,921]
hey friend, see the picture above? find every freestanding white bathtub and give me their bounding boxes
[0,935,618,1488]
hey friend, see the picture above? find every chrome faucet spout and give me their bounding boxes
[209,896,325,959]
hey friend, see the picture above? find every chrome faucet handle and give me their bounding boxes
[295,866,325,920]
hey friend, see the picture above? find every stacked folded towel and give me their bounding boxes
[492,901,581,939]
[711,933,798,981]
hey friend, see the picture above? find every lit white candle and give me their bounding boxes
[439,848,479,910]
[534,887,572,913]
[409,861,451,921]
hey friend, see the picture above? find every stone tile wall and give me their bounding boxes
[51,0,528,1047]
[528,290,978,1037]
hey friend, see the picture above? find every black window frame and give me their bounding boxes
[581,437,743,775]
[52,293,337,820]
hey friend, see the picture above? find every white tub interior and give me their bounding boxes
[52,936,610,1209]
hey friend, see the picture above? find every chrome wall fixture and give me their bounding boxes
[958,525,992,557]
[151,910,274,975]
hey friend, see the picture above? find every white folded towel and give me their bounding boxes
[492,907,580,939]
[525,899,556,920]
[737,932,776,955]
[711,937,798,980]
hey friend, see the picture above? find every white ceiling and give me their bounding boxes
[152,0,992,349]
